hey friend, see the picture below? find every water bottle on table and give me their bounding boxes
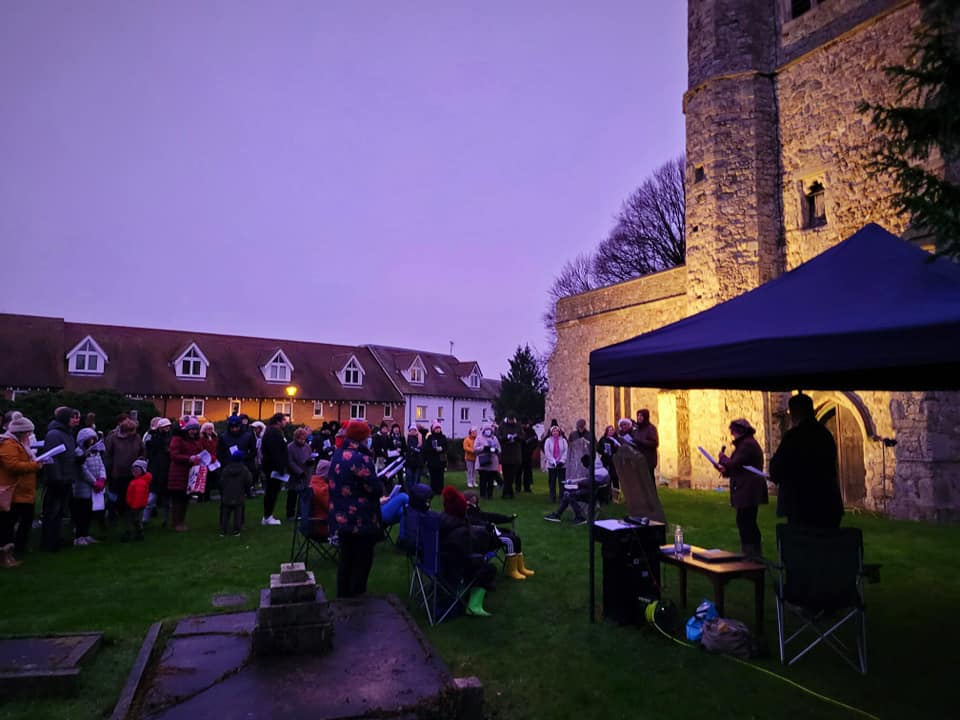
[674,524,684,558]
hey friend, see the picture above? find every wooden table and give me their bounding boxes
[659,545,766,632]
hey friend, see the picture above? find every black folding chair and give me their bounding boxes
[774,524,869,674]
[289,485,339,568]
[378,457,406,546]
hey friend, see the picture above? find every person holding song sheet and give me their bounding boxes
[715,418,767,560]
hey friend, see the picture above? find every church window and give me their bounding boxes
[804,181,827,228]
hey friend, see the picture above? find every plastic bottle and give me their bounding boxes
[674,524,684,558]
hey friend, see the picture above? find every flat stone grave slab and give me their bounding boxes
[0,632,102,697]
[141,596,457,720]
[173,612,255,637]
[211,593,248,609]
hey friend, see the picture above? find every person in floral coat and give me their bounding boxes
[329,420,383,598]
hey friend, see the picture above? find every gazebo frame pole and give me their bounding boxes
[588,382,596,623]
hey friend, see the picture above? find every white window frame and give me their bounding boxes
[383,404,393,418]
[66,335,108,376]
[274,400,292,418]
[175,344,208,379]
[469,370,481,389]
[338,355,364,387]
[350,402,366,420]
[262,350,294,384]
[437,406,444,419]
[312,401,325,419]
[182,398,204,417]
[460,407,470,421]
[228,399,242,416]
[10,389,27,402]
[408,357,426,385]
[415,405,428,421]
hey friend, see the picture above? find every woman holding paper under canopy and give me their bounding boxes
[716,418,767,560]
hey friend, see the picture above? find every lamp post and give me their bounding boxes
[285,385,298,422]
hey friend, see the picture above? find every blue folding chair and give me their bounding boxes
[409,512,496,626]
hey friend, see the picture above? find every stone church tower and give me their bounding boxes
[545,0,960,521]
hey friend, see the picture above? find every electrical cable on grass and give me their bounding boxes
[646,618,879,720]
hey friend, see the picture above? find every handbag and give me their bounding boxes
[0,483,17,512]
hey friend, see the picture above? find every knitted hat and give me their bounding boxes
[149,416,162,431]
[156,418,172,430]
[7,415,34,434]
[431,422,442,431]
[227,415,242,427]
[345,420,371,443]
[77,427,98,446]
[441,485,467,518]
[200,422,215,434]
[183,419,201,431]
[408,425,418,432]
[131,459,149,474]
[313,459,331,479]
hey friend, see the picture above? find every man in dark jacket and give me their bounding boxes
[769,393,843,529]
[520,420,538,493]
[104,417,143,521]
[498,414,523,499]
[423,422,449,494]
[41,406,80,551]
[260,413,289,526]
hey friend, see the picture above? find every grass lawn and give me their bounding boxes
[1,471,955,720]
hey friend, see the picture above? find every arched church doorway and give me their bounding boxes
[818,403,866,507]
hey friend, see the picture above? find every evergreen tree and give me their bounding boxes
[860,0,960,258]
[493,345,546,422]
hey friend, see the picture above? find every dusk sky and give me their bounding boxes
[0,1,687,379]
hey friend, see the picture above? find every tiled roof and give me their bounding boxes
[0,315,402,402]
[0,314,65,389]
[366,345,498,400]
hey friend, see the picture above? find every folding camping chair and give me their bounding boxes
[774,524,869,674]
[409,512,495,626]
[400,505,424,598]
[378,456,406,546]
[289,479,339,568]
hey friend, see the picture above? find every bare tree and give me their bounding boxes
[593,156,685,284]
[542,252,598,345]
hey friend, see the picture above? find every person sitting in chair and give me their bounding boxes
[439,486,497,617]
[463,491,535,581]
[544,455,609,525]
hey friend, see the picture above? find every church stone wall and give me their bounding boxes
[778,1,921,269]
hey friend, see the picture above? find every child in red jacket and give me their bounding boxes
[123,459,151,542]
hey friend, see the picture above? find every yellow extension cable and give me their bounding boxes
[648,617,881,720]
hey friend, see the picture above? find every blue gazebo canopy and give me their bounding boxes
[589,224,960,391]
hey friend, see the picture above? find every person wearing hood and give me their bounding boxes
[717,418,767,559]
[168,418,203,532]
[41,406,80,551]
[497,414,523,498]
[423,422,449,495]
[474,426,501,501]
[73,427,105,545]
[329,420,382,598]
[104,416,143,523]
[0,414,43,567]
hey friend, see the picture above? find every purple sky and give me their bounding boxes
[0,1,686,378]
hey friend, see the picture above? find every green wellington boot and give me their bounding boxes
[466,587,492,617]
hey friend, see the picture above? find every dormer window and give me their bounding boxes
[262,350,294,384]
[468,370,481,389]
[174,343,209,380]
[338,356,364,387]
[66,336,108,376]
[407,356,426,385]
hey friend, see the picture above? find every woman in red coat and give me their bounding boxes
[717,418,767,559]
[168,419,203,532]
